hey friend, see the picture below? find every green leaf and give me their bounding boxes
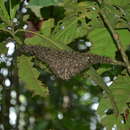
[88,28,130,58]
[103,0,130,7]
[88,28,116,58]
[97,74,130,129]
[122,4,130,22]
[28,6,42,18]
[102,5,122,27]
[24,33,70,50]
[47,1,91,45]
[29,0,63,7]
[118,29,130,50]
[24,19,71,50]
[18,56,48,97]
[40,19,54,36]
[26,1,99,50]
[52,16,88,45]
[87,11,104,29]
[9,0,20,19]
[0,0,10,23]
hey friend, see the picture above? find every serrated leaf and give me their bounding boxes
[87,11,104,29]
[0,23,6,29]
[29,0,63,7]
[37,1,96,46]
[24,18,71,50]
[51,1,92,45]
[97,75,130,129]
[52,16,88,45]
[24,33,70,50]
[18,55,48,97]
[25,1,98,50]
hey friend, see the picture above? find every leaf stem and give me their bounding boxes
[14,29,71,50]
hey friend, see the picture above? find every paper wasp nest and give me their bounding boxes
[19,45,124,80]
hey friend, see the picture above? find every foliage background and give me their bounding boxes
[0,0,130,129]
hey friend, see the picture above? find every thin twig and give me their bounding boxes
[99,8,130,74]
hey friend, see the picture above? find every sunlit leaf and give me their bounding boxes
[88,28,116,58]
[0,42,7,54]
[40,19,54,36]
[24,19,71,50]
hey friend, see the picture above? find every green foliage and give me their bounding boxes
[25,1,96,49]
[24,30,70,50]
[0,0,19,24]
[88,28,130,58]
[18,56,48,97]
[0,0,130,129]
[52,1,95,45]
[24,19,71,50]
[88,28,117,58]
[0,22,7,30]
[29,0,63,7]
[103,0,130,7]
[102,5,123,27]
[9,0,20,19]
[97,74,130,129]
[123,4,130,22]
[52,15,88,45]
[0,42,7,54]
[0,0,10,23]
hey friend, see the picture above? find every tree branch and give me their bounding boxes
[99,8,130,74]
